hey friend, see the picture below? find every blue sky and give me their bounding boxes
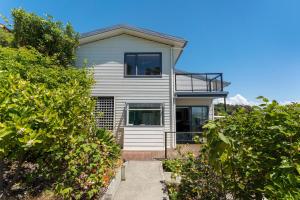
[1,0,300,103]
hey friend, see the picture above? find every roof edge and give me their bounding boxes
[79,24,187,47]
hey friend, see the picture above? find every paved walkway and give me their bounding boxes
[114,161,168,200]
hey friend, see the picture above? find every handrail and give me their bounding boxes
[175,73,224,92]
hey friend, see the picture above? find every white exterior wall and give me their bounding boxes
[76,34,172,150]
[123,127,164,150]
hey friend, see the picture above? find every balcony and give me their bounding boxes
[175,73,229,97]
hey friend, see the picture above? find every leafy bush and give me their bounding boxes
[0,46,121,199]
[0,28,13,47]
[0,9,121,199]
[168,98,300,199]
[0,47,94,159]
[204,98,300,199]
[165,155,225,200]
[163,159,183,175]
[11,8,79,66]
[166,183,179,200]
[178,156,225,200]
[55,129,121,199]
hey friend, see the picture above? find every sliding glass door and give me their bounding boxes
[191,107,209,132]
[176,106,209,143]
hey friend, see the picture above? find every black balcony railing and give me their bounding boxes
[175,73,224,92]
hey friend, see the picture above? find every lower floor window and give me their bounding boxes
[127,103,163,126]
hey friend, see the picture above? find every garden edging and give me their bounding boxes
[100,162,127,200]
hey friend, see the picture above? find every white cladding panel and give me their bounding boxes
[123,127,164,150]
[76,34,172,145]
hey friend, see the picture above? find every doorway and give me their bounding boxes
[176,106,209,143]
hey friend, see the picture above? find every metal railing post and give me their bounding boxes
[221,73,224,91]
[165,132,167,159]
[190,74,193,92]
[175,74,177,91]
[205,74,208,91]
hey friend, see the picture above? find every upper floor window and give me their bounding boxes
[124,53,162,76]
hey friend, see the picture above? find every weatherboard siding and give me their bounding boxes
[123,127,164,150]
[76,35,172,148]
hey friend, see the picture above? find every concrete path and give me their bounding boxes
[114,161,168,200]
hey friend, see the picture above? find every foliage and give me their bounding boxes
[214,103,252,116]
[0,47,93,159]
[0,46,121,199]
[177,156,225,200]
[165,155,225,200]
[204,97,300,199]
[55,129,121,199]
[166,98,300,199]
[162,158,183,176]
[0,28,13,47]
[166,183,179,200]
[11,8,79,66]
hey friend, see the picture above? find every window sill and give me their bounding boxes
[124,75,162,78]
[125,125,164,127]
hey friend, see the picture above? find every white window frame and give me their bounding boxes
[126,103,163,126]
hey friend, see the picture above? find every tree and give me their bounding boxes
[214,103,252,116]
[12,8,79,66]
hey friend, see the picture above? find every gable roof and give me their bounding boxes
[79,24,187,48]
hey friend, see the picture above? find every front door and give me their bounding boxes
[176,106,208,143]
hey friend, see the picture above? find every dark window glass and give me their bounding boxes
[129,110,161,125]
[125,53,161,76]
[125,54,136,75]
[176,106,209,143]
[191,107,208,132]
[137,54,161,75]
[127,103,163,126]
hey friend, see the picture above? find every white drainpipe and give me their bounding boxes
[170,47,185,148]
[169,47,174,148]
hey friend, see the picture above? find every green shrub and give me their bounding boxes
[166,183,179,200]
[0,28,13,47]
[0,47,94,159]
[0,46,121,199]
[163,159,183,175]
[55,129,121,199]
[178,156,225,200]
[203,98,300,199]
[164,155,224,200]
[0,9,121,199]
[170,98,300,199]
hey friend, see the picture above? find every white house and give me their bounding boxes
[76,24,229,152]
